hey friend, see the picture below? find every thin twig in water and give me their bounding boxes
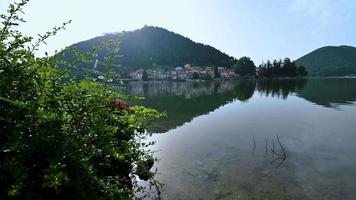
[275,135,287,169]
[276,135,286,158]
[252,135,256,154]
[264,138,268,158]
[252,135,287,169]
[270,139,275,159]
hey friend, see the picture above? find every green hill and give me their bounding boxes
[295,45,356,76]
[60,26,235,74]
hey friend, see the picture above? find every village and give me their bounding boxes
[129,64,237,81]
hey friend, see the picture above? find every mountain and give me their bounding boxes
[60,26,235,74]
[295,45,356,76]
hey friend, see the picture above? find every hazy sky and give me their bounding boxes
[1,0,356,64]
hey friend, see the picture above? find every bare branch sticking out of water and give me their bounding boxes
[253,135,287,169]
[268,135,287,169]
[271,139,275,160]
[264,138,268,158]
[274,135,287,169]
[252,135,256,154]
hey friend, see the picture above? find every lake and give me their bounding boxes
[123,78,356,200]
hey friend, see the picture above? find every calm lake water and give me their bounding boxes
[124,78,356,200]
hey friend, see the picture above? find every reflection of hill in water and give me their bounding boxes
[124,78,356,133]
[296,78,356,108]
[254,78,356,108]
[124,81,255,133]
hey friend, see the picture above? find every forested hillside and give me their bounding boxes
[60,26,235,74]
[296,45,356,76]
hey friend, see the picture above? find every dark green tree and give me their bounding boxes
[142,69,149,81]
[257,57,307,78]
[298,65,308,77]
[234,57,256,77]
[192,72,200,79]
[214,66,220,79]
[202,74,213,80]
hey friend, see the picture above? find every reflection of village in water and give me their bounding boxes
[124,81,255,133]
[123,78,356,134]
[124,81,240,98]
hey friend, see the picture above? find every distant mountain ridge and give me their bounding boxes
[61,26,235,73]
[296,45,356,76]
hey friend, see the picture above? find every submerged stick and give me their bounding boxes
[264,138,268,158]
[276,135,287,159]
[270,139,275,159]
[275,135,287,169]
[252,135,256,153]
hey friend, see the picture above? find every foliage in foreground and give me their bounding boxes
[0,1,163,199]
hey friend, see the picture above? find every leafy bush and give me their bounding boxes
[0,1,163,199]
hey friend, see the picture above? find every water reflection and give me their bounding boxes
[297,78,356,108]
[124,81,256,133]
[124,78,356,133]
[256,79,307,99]
[123,78,356,199]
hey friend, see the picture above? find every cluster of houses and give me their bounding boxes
[129,64,237,81]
